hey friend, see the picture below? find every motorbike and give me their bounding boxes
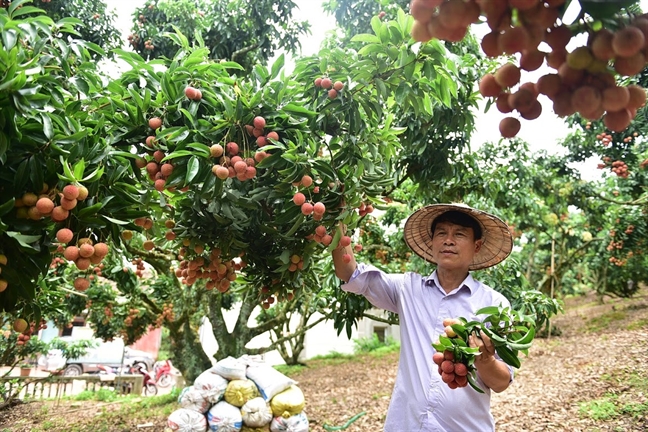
[131,363,158,396]
[96,362,157,396]
[153,359,177,388]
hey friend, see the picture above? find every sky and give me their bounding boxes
[111,0,648,181]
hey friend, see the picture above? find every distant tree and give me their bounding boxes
[322,0,410,41]
[0,0,122,59]
[127,0,311,71]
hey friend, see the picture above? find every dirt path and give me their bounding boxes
[1,289,647,431]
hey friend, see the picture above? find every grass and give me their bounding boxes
[585,310,627,332]
[275,336,399,377]
[273,363,307,376]
[579,393,648,421]
[626,317,648,330]
[24,387,182,431]
[580,371,648,422]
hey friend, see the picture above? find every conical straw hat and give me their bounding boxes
[403,203,513,270]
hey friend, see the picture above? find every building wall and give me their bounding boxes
[198,304,398,366]
[130,327,162,357]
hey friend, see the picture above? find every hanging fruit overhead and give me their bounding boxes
[409,0,648,138]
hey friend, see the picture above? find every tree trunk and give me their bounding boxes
[207,292,256,360]
[525,233,540,284]
[167,318,211,384]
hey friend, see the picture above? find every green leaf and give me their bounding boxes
[40,114,53,140]
[282,103,316,117]
[351,34,381,44]
[0,131,7,159]
[59,156,76,181]
[270,53,285,79]
[2,29,17,50]
[185,156,200,184]
[81,166,104,182]
[77,202,104,218]
[358,44,386,56]
[0,198,15,217]
[73,159,86,180]
[101,215,130,225]
[6,231,41,249]
[495,345,521,369]
[467,373,485,394]
[186,142,211,157]
[578,0,636,20]
[474,306,502,316]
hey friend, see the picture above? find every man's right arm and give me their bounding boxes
[332,240,357,282]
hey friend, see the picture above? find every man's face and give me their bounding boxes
[430,221,482,272]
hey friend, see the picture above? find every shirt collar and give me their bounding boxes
[426,270,479,295]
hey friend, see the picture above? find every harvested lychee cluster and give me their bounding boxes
[410,0,648,137]
[432,317,477,389]
[432,349,470,388]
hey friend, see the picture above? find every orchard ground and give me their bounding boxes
[1,286,647,432]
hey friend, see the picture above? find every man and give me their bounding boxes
[332,203,514,432]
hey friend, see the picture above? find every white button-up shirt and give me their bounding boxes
[343,263,513,432]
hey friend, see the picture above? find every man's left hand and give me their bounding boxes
[469,330,496,365]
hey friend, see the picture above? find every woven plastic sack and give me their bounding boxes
[246,363,295,401]
[224,379,261,407]
[194,369,229,403]
[270,386,305,419]
[167,408,208,432]
[178,386,211,414]
[241,425,270,432]
[269,412,309,432]
[211,356,247,381]
[241,397,273,427]
[207,401,243,432]
[238,354,265,366]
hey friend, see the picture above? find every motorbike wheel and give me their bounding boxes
[143,383,158,396]
[157,373,173,388]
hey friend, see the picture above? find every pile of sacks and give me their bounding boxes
[166,355,308,432]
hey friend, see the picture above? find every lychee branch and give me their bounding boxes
[231,43,260,64]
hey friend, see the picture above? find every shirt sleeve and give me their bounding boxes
[342,263,404,314]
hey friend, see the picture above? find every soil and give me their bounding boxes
[1,287,647,432]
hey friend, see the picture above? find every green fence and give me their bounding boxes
[0,374,144,400]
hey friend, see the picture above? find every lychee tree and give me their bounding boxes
[0,4,484,377]
[79,9,481,367]
[322,0,411,42]
[0,1,115,314]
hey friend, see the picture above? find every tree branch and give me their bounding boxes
[245,313,330,356]
[231,43,259,63]
[362,312,398,325]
